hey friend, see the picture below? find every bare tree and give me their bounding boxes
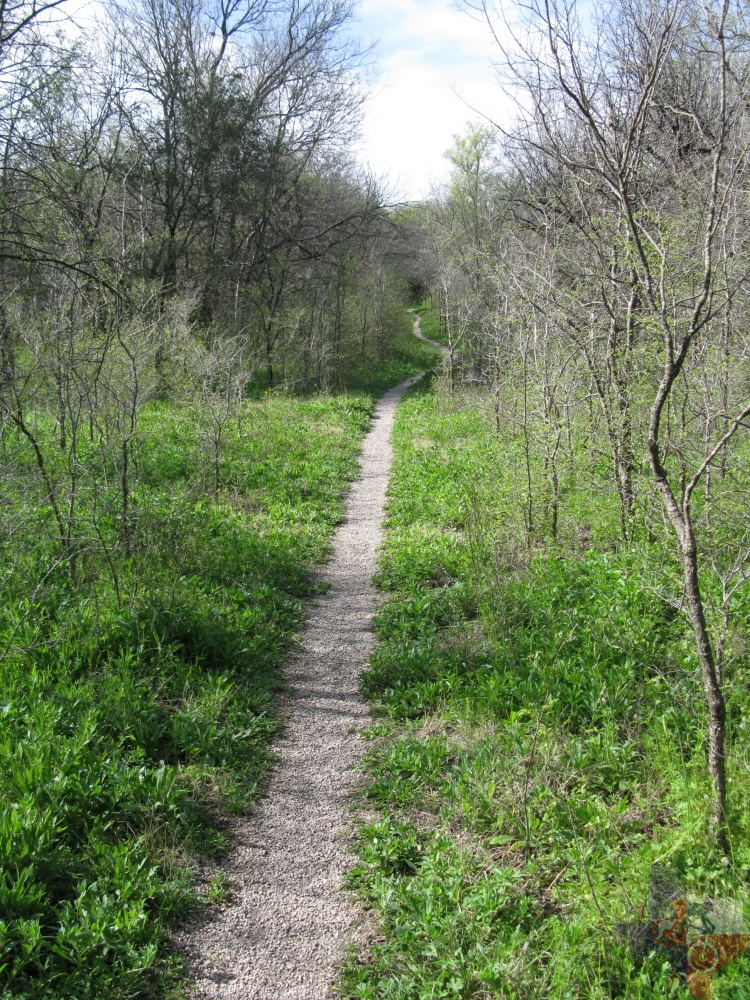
[447,0,750,851]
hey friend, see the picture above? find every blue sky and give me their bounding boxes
[70,0,511,203]
[348,0,513,201]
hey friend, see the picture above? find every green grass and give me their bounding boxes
[338,319,441,393]
[0,391,384,999]
[0,304,441,999]
[411,303,449,347]
[342,377,750,1000]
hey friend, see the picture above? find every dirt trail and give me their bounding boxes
[181,372,423,1000]
[410,310,448,352]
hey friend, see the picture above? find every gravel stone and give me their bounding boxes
[180,374,424,999]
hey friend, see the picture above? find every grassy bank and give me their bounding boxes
[0,321,438,1000]
[0,395,369,998]
[343,377,750,999]
[411,303,448,347]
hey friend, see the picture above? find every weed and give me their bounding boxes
[344,381,750,999]
[0,391,385,998]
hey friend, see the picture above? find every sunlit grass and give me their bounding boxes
[0,391,378,998]
[343,377,750,1000]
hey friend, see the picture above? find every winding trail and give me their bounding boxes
[181,372,424,1000]
[410,310,448,353]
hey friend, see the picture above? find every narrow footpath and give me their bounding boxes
[182,372,424,1000]
[410,309,448,352]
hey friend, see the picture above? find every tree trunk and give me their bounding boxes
[681,530,729,855]
[648,434,729,854]
[122,439,131,558]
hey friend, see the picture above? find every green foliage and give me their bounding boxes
[341,315,441,393]
[412,303,448,347]
[344,381,750,999]
[0,393,375,998]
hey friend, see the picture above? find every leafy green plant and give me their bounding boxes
[344,379,750,999]
[0,391,387,998]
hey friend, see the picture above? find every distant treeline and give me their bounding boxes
[0,0,412,404]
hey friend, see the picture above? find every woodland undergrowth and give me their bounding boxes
[344,371,750,1000]
[0,327,436,999]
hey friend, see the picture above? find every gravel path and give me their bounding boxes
[181,372,424,1000]
[410,310,448,352]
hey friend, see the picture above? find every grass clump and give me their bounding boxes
[343,378,750,1000]
[411,302,448,347]
[0,392,380,999]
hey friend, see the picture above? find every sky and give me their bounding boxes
[348,0,514,202]
[66,0,513,204]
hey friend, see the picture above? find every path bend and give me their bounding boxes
[181,373,423,1000]
[409,309,448,353]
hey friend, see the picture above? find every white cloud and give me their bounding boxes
[349,0,514,200]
